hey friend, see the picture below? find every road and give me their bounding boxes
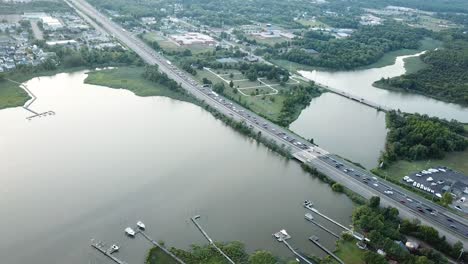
[67,0,468,247]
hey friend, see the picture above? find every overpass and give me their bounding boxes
[66,0,468,247]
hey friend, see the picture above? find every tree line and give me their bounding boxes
[375,37,468,106]
[280,22,429,70]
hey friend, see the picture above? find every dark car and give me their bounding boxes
[447,218,454,223]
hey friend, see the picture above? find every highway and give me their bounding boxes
[67,0,468,246]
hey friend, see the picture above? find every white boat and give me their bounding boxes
[125,227,135,237]
[109,244,119,253]
[137,221,145,230]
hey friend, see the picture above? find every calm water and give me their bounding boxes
[291,52,468,169]
[0,72,354,264]
[299,53,468,122]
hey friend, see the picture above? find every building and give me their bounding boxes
[170,32,216,46]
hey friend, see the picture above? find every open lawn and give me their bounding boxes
[249,35,289,45]
[0,78,29,110]
[193,67,311,121]
[373,149,468,182]
[334,240,365,264]
[84,66,193,102]
[403,55,429,74]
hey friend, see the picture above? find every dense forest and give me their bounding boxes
[381,111,468,165]
[281,22,429,69]
[375,38,468,106]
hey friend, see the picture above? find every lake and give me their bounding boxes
[0,71,354,264]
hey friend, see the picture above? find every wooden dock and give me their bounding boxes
[190,215,235,264]
[305,214,340,239]
[91,240,128,264]
[305,204,366,241]
[309,236,344,264]
[282,239,315,264]
[138,231,186,264]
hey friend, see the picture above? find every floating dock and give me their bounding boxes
[309,236,344,264]
[91,240,128,264]
[191,215,235,264]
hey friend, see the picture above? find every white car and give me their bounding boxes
[373,183,379,187]
[384,190,394,195]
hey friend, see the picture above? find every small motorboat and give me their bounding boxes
[109,244,119,253]
[137,221,145,230]
[125,227,135,237]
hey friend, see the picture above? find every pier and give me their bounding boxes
[91,240,128,264]
[138,231,186,264]
[273,229,315,264]
[309,236,344,264]
[305,213,340,239]
[190,215,236,264]
[304,202,367,242]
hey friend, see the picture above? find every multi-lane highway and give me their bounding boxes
[67,0,468,246]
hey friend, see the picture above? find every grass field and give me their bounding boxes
[409,15,458,32]
[334,240,365,264]
[194,67,311,122]
[0,78,29,110]
[373,149,468,182]
[84,66,193,102]
[249,35,289,45]
[403,55,429,74]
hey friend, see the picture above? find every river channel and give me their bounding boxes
[291,52,468,169]
[0,71,354,264]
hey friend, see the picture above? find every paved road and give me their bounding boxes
[67,0,468,247]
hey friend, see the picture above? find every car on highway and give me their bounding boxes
[384,190,394,195]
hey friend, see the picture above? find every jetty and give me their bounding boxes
[305,213,340,239]
[191,215,235,264]
[304,202,367,241]
[273,229,315,264]
[309,236,344,264]
[91,239,128,264]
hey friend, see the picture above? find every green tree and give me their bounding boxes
[441,192,453,206]
[229,80,234,88]
[363,252,387,264]
[369,196,380,208]
[213,82,225,94]
[248,250,277,264]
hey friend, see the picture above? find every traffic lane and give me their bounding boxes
[318,156,468,237]
[71,0,468,241]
